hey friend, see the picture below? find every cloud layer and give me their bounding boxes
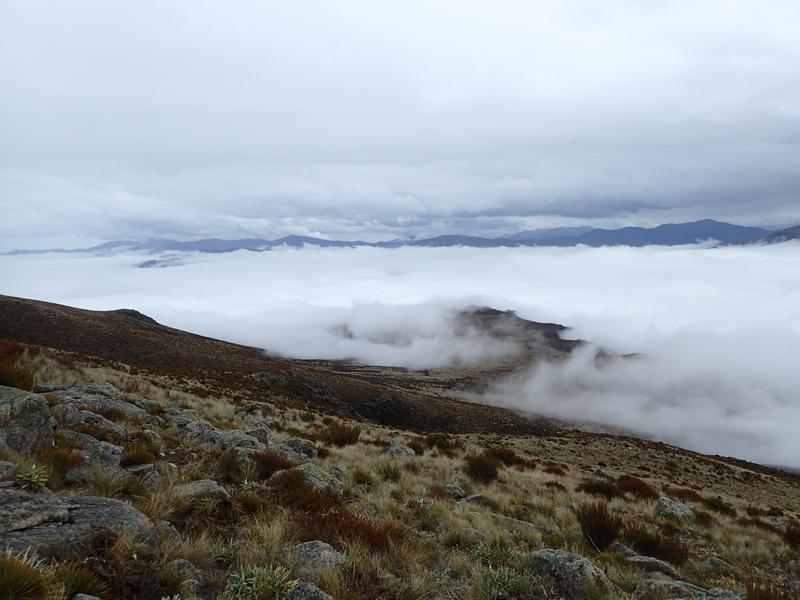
[2,1,800,248]
[2,242,800,466]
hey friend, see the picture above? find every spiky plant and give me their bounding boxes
[53,564,111,599]
[0,550,48,600]
[15,464,49,491]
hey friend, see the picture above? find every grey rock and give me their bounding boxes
[0,487,155,558]
[173,479,230,503]
[34,384,67,394]
[284,437,318,459]
[60,430,126,484]
[704,557,742,578]
[166,408,200,428]
[245,427,272,444]
[383,440,416,457]
[183,419,265,451]
[282,540,346,581]
[0,386,55,454]
[235,406,277,429]
[59,409,127,443]
[609,541,636,557]
[166,558,204,597]
[125,463,163,489]
[73,595,102,600]
[707,589,742,600]
[655,496,695,522]
[272,463,343,495]
[0,460,18,480]
[444,484,466,500]
[527,548,615,600]
[48,384,147,420]
[155,519,183,544]
[283,581,334,600]
[627,555,679,577]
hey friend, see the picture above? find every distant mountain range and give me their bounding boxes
[5,219,797,256]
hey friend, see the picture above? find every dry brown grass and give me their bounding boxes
[320,422,362,447]
[577,501,623,551]
[463,452,503,484]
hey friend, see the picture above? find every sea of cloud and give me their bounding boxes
[2,242,799,467]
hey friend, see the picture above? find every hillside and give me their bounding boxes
[0,295,799,600]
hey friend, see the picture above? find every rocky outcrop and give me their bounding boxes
[183,419,265,451]
[527,548,615,600]
[284,437,318,459]
[655,496,695,522]
[59,430,126,485]
[633,579,741,599]
[46,383,148,420]
[282,541,346,581]
[0,385,55,454]
[0,487,155,558]
[56,407,127,443]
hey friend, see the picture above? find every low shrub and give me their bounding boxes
[694,510,714,528]
[485,447,525,466]
[320,422,361,447]
[464,453,502,484]
[544,481,567,492]
[54,564,111,599]
[542,462,567,476]
[702,496,737,516]
[0,362,35,391]
[293,509,400,552]
[746,581,799,600]
[232,489,271,515]
[576,479,622,500]
[664,486,704,503]
[785,525,800,548]
[577,501,623,551]
[120,441,155,468]
[624,525,689,565]
[615,475,658,500]
[217,449,245,483]
[252,450,296,480]
[37,446,83,487]
[92,406,128,423]
[268,469,339,513]
[351,468,375,487]
[377,463,402,482]
[737,516,781,535]
[425,432,459,450]
[0,552,48,600]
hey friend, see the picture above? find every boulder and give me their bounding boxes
[627,555,679,578]
[633,580,741,600]
[284,437,318,459]
[703,556,742,579]
[527,548,615,600]
[58,408,127,444]
[282,541,346,581]
[173,479,230,503]
[283,582,334,600]
[272,463,343,495]
[383,440,416,457]
[329,463,347,481]
[0,386,55,454]
[183,420,265,451]
[655,496,695,522]
[59,430,126,485]
[0,487,155,558]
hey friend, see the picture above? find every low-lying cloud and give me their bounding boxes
[1,243,799,467]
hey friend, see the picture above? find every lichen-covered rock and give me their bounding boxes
[271,463,343,495]
[329,463,347,480]
[633,579,741,599]
[527,548,615,600]
[0,487,155,558]
[703,556,742,579]
[47,383,147,420]
[444,484,466,500]
[183,419,265,451]
[627,555,679,577]
[57,408,127,443]
[655,496,695,522]
[284,437,318,459]
[173,479,230,503]
[282,541,346,581]
[0,385,55,454]
[383,440,416,457]
[283,581,334,600]
[60,430,126,485]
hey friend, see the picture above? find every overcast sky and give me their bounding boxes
[2,1,800,249]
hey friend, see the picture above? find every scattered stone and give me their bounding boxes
[166,558,204,598]
[282,541,346,581]
[655,496,695,522]
[173,479,230,503]
[633,579,741,599]
[704,556,742,579]
[609,541,636,557]
[627,555,679,578]
[444,484,466,500]
[245,427,272,444]
[283,581,334,600]
[235,406,278,429]
[0,386,55,454]
[0,460,18,480]
[0,487,155,558]
[383,440,416,457]
[527,548,615,600]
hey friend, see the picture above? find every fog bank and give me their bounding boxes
[1,243,799,466]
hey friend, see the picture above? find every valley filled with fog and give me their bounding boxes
[2,242,799,467]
